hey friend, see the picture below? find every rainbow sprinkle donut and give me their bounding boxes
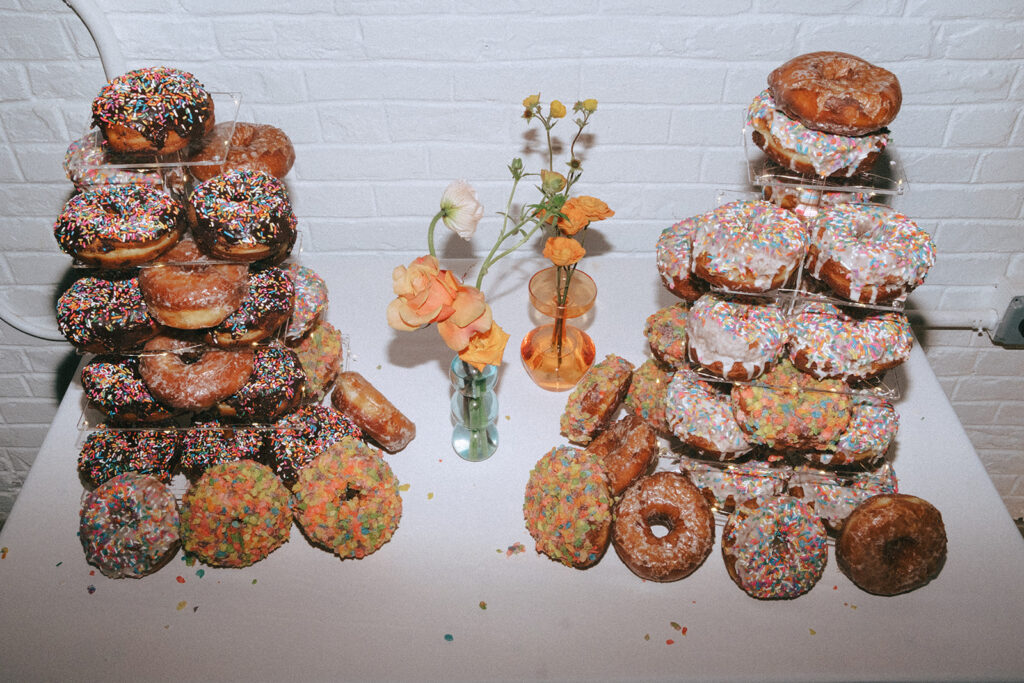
[746,88,888,178]
[644,302,690,370]
[56,275,160,354]
[655,215,706,300]
[685,293,788,382]
[679,457,789,514]
[721,495,828,600]
[805,203,936,304]
[666,372,752,461]
[692,200,808,293]
[789,462,898,535]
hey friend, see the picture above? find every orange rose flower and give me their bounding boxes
[543,236,586,267]
[459,323,510,370]
[438,286,493,352]
[386,255,461,331]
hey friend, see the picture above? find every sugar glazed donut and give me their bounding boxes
[292,438,403,560]
[189,122,295,182]
[805,203,936,304]
[747,88,888,178]
[523,446,612,569]
[691,200,808,293]
[685,293,788,382]
[330,371,416,453]
[56,275,160,354]
[91,66,214,156]
[138,235,249,329]
[79,472,180,579]
[204,266,295,347]
[583,414,658,496]
[655,215,706,301]
[53,185,184,269]
[836,493,947,595]
[789,463,898,535]
[77,428,178,489]
[81,355,180,426]
[138,334,254,412]
[189,169,298,265]
[560,354,634,445]
[721,495,829,600]
[666,373,752,461]
[612,471,716,582]
[787,301,913,381]
[179,460,292,568]
[768,52,902,136]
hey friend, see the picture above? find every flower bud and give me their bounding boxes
[549,100,566,118]
[540,169,566,194]
[523,93,541,108]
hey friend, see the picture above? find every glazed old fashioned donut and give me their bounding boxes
[787,301,913,381]
[138,235,249,329]
[836,493,947,595]
[691,200,808,293]
[656,215,706,301]
[623,358,674,437]
[583,414,658,496]
[805,203,936,304]
[523,446,612,569]
[768,52,902,136]
[189,169,298,265]
[560,354,634,445]
[721,495,829,600]
[81,355,180,426]
[730,359,853,452]
[747,88,888,178]
[189,122,295,182]
[53,184,184,269]
[91,66,215,156]
[266,404,363,487]
[179,460,292,568]
[206,345,306,424]
[204,266,295,347]
[612,471,715,582]
[77,428,178,489]
[666,372,753,461]
[789,463,898,535]
[56,275,161,354]
[79,472,180,579]
[138,334,254,412]
[291,437,403,560]
[330,371,416,453]
[685,293,788,382]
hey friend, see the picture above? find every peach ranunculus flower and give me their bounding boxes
[567,195,614,222]
[459,323,510,370]
[543,236,586,267]
[556,202,592,236]
[437,286,493,352]
[386,255,460,331]
[439,180,484,241]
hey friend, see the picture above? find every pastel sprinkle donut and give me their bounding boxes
[655,215,706,301]
[666,372,752,461]
[283,264,329,345]
[685,293,788,382]
[643,302,690,370]
[789,462,898,535]
[560,354,634,445]
[802,395,899,467]
[679,457,789,514]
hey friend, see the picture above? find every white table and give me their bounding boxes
[2,254,1022,682]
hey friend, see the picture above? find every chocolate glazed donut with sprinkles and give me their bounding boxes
[91,66,215,156]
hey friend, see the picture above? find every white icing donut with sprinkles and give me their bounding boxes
[666,372,753,461]
[655,215,706,300]
[805,203,935,304]
[801,395,899,467]
[692,199,809,293]
[685,293,788,382]
[788,463,898,535]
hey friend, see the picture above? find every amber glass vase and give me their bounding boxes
[520,266,597,391]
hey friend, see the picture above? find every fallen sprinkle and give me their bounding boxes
[479,601,487,610]
[89,570,95,576]
[176,601,187,611]
[505,542,526,556]
[833,585,838,590]
[670,621,681,631]
[251,579,257,585]
[398,483,411,492]
[427,492,434,500]
[56,561,62,567]
[682,627,688,636]
[444,634,454,642]
[809,628,816,636]
[87,585,96,594]
[176,576,185,584]
[644,634,650,641]
[193,606,199,613]
[1,546,7,559]
[196,569,205,578]
[666,639,675,645]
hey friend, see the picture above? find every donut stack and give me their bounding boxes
[48,67,413,578]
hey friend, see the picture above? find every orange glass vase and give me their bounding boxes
[520,266,597,391]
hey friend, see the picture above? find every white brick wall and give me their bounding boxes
[1,0,1022,523]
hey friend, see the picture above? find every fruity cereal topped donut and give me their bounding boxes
[91,66,215,156]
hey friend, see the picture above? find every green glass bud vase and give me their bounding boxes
[449,356,499,462]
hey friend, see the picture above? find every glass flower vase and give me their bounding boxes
[449,356,499,462]
[520,266,597,391]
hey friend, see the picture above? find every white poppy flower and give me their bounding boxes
[440,180,484,240]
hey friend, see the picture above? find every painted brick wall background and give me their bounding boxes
[1,0,1021,523]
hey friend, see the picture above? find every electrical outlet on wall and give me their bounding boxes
[993,296,1024,347]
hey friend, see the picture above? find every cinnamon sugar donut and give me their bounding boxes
[583,414,658,496]
[189,122,295,182]
[836,493,946,595]
[805,203,936,304]
[53,185,184,269]
[560,354,634,445]
[91,66,214,156]
[189,169,298,265]
[138,334,254,412]
[692,200,808,293]
[204,266,295,347]
[612,471,715,582]
[56,275,160,354]
[330,371,416,453]
[685,293,787,382]
[768,52,902,136]
[656,215,706,301]
[138,235,249,329]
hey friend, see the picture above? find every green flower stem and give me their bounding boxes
[426,210,444,259]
